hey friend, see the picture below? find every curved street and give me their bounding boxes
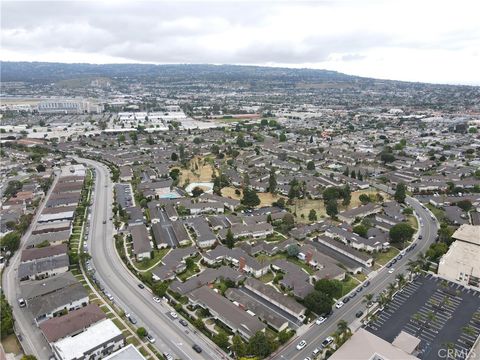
[76,157,224,360]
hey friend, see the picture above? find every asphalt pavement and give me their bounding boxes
[76,157,225,360]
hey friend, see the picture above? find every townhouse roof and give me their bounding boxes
[18,253,69,279]
[21,272,78,300]
[21,244,68,262]
[39,304,106,343]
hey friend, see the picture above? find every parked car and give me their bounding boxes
[192,344,202,353]
[335,301,344,309]
[18,298,26,308]
[153,297,161,303]
[146,334,155,343]
[356,310,364,318]
[388,268,395,274]
[312,347,321,356]
[179,319,188,326]
[138,283,145,289]
[363,280,370,287]
[343,297,350,303]
[163,353,173,360]
[315,316,326,325]
[126,314,137,324]
[296,340,307,350]
[321,336,334,348]
[170,312,178,319]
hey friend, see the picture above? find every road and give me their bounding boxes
[272,195,439,360]
[76,157,224,360]
[2,171,60,360]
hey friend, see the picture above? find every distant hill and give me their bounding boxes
[0,61,364,83]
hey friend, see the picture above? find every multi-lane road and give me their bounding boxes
[77,157,224,360]
[271,195,439,360]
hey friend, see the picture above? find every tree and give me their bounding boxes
[279,132,287,142]
[247,331,276,357]
[308,209,317,222]
[287,244,300,257]
[171,152,178,161]
[146,134,154,145]
[225,228,235,249]
[213,331,230,350]
[236,134,246,148]
[36,164,46,172]
[341,184,351,206]
[314,279,342,299]
[323,187,340,202]
[389,223,415,246]
[191,186,204,197]
[426,242,448,261]
[152,281,169,297]
[0,231,21,254]
[350,170,356,179]
[117,134,126,145]
[136,327,147,337]
[380,152,395,164]
[4,180,23,198]
[455,199,472,212]
[129,132,138,145]
[353,224,368,237]
[241,188,260,208]
[307,161,315,170]
[394,183,406,203]
[304,290,334,315]
[359,193,370,204]
[268,168,277,194]
[1,292,14,339]
[232,335,246,357]
[282,213,295,230]
[326,199,338,218]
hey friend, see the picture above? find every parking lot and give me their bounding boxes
[365,274,480,360]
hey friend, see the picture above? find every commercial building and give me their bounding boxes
[438,225,480,289]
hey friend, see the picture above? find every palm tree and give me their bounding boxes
[363,293,374,308]
[396,273,407,289]
[387,282,397,298]
[416,252,428,269]
[412,312,423,324]
[336,319,351,340]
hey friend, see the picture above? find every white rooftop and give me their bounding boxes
[52,319,122,360]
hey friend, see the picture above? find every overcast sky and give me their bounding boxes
[2,0,479,85]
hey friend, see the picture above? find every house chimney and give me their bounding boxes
[239,257,246,272]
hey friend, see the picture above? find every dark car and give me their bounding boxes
[343,297,350,303]
[356,287,362,293]
[138,283,145,289]
[179,319,188,327]
[418,235,423,240]
[355,310,364,318]
[363,281,370,287]
[349,292,356,299]
[192,344,202,353]
[386,262,392,268]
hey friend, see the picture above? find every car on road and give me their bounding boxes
[388,268,395,274]
[418,235,423,240]
[137,283,145,289]
[312,347,321,356]
[356,287,362,293]
[18,298,26,308]
[105,293,114,301]
[386,262,393,268]
[315,316,326,325]
[349,292,356,299]
[391,258,397,264]
[146,334,155,343]
[102,220,106,224]
[126,314,137,324]
[170,311,178,319]
[321,336,334,348]
[296,340,307,350]
[335,301,344,309]
[343,297,350,303]
[303,357,312,360]
[192,344,202,353]
[355,310,364,318]
[163,353,174,360]
[179,319,188,326]
[363,280,370,287]
[153,297,161,303]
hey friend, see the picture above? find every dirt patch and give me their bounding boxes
[221,187,285,207]
[1,335,22,355]
[176,157,216,186]
[290,199,327,223]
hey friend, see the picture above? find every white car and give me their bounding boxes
[312,347,321,355]
[153,297,161,303]
[170,311,178,319]
[388,268,395,274]
[335,301,344,309]
[146,334,155,343]
[315,316,326,325]
[296,340,307,350]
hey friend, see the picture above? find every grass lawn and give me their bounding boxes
[353,272,368,282]
[341,276,360,296]
[407,215,418,229]
[255,253,286,263]
[287,257,314,275]
[134,248,170,271]
[127,337,141,347]
[348,189,390,209]
[177,264,200,282]
[373,247,399,266]
[289,199,327,223]
[426,204,446,222]
[112,318,127,331]
[265,232,288,242]
[259,271,274,283]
